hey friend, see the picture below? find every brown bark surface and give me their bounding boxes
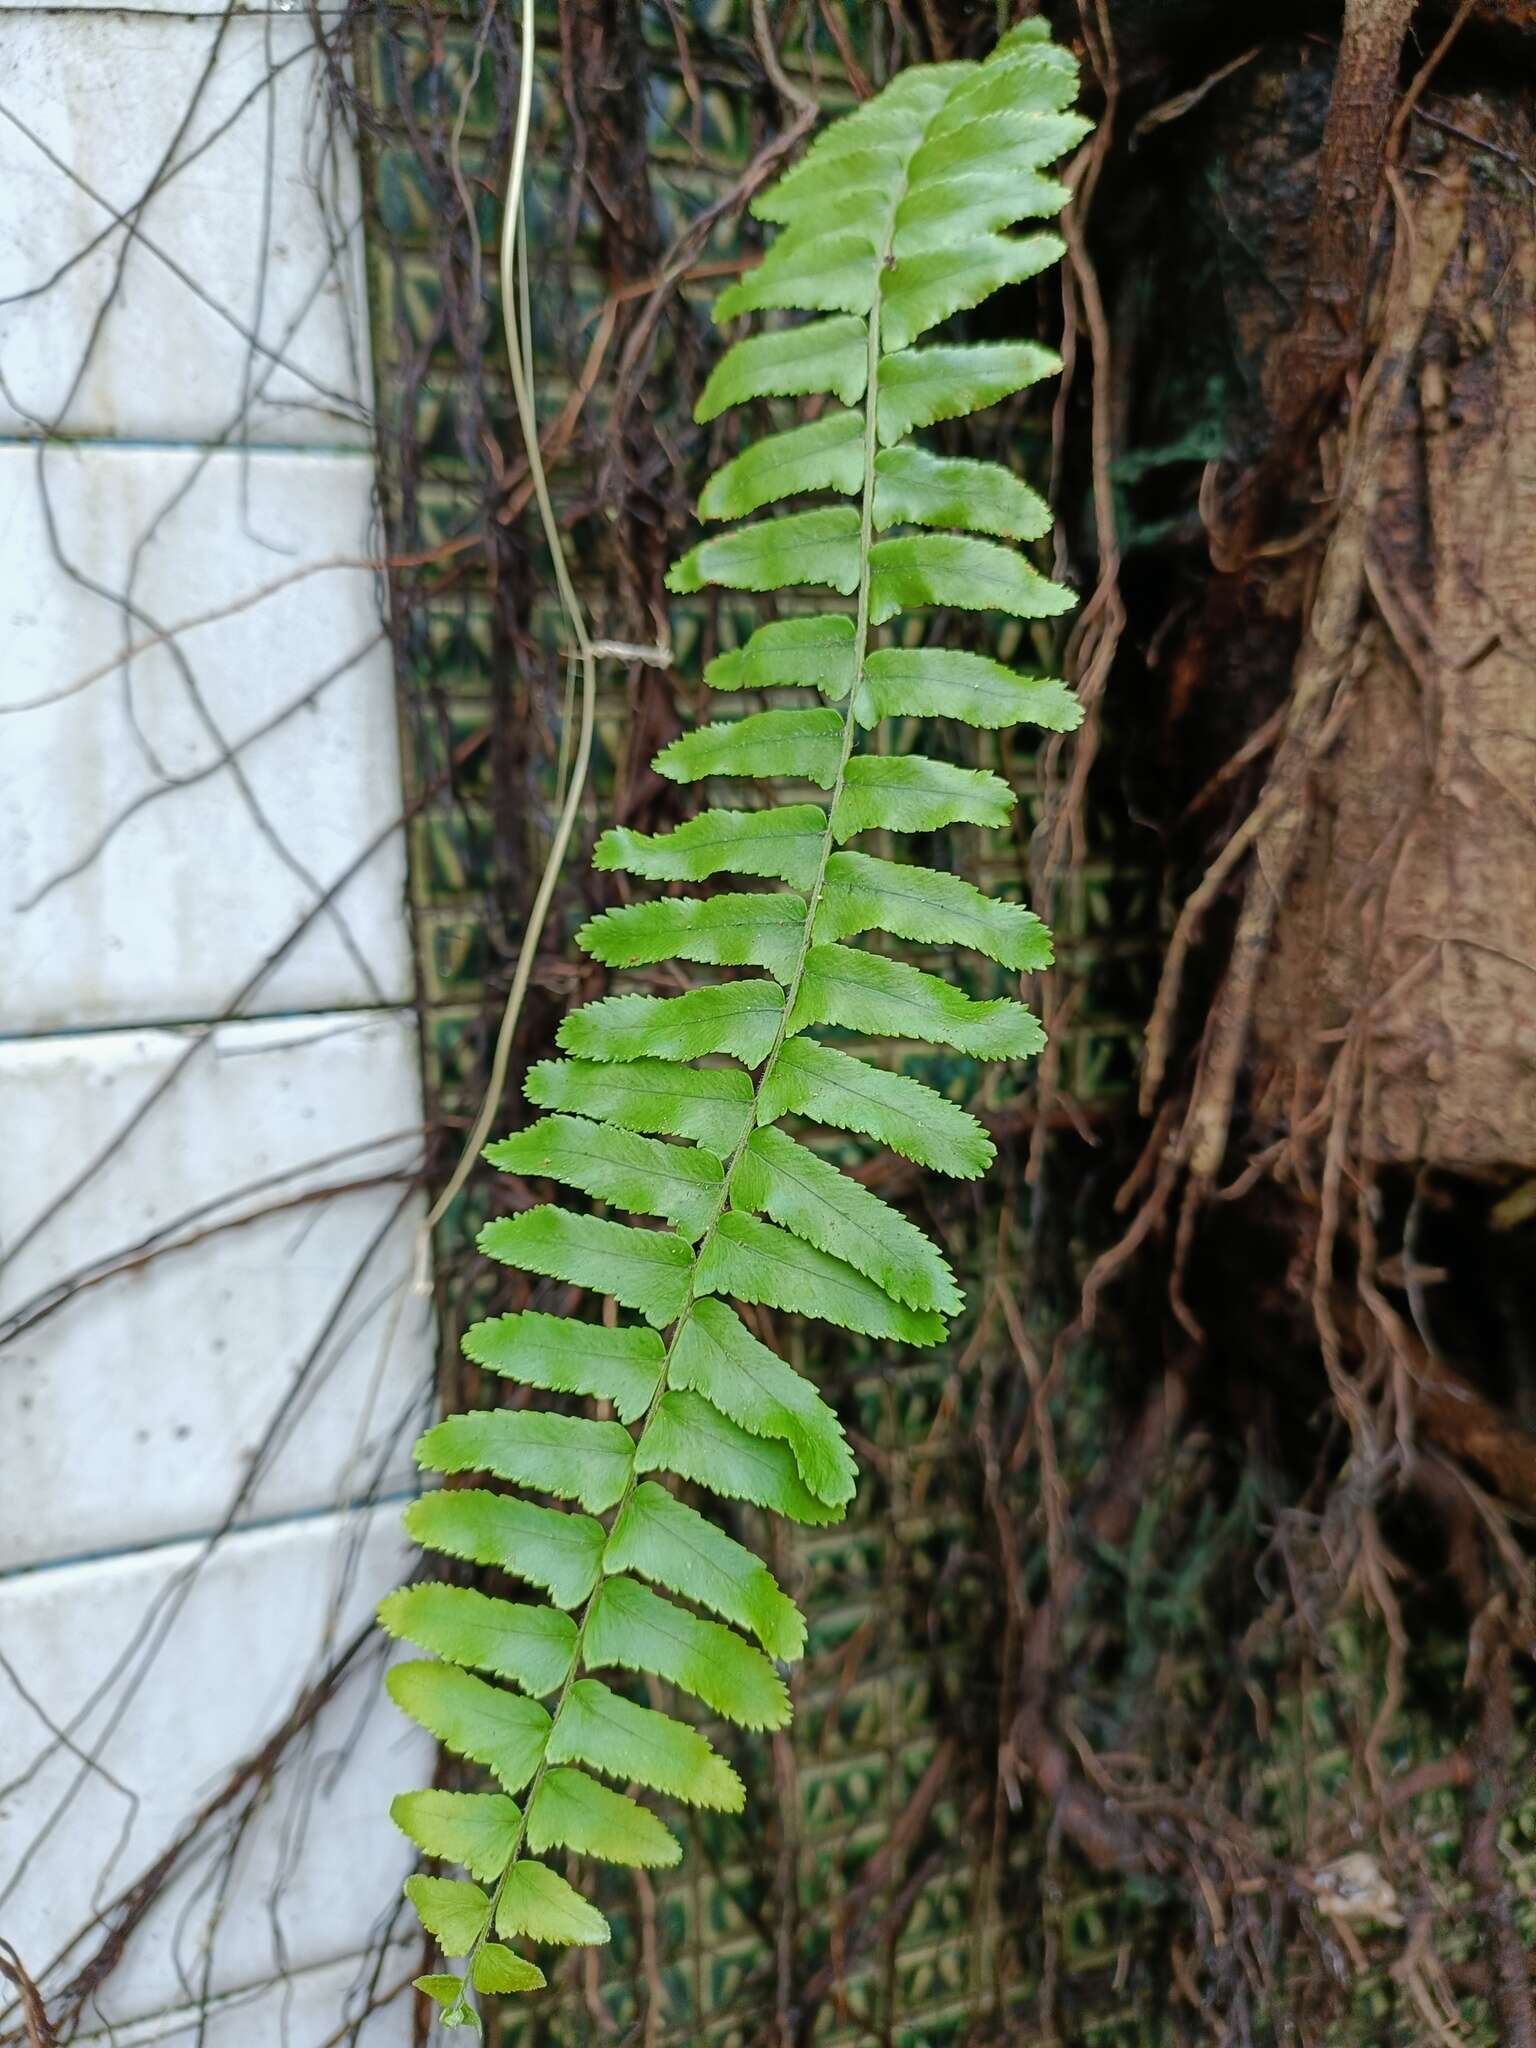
[1255,93,1536,1169]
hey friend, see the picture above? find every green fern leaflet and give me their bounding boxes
[385,23,1087,2026]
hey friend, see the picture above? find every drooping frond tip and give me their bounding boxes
[386,23,1087,2028]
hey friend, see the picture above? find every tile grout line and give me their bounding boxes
[0,1487,420,1587]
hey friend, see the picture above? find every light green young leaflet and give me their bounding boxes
[385,27,1086,2023]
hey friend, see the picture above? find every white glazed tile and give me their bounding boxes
[74,1949,417,2048]
[0,442,413,1032]
[0,11,370,442]
[0,1012,432,1568]
[0,1506,433,2030]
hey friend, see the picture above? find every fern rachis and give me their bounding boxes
[384,25,1088,2028]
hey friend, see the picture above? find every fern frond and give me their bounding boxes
[461,1308,662,1418]
[699,412,864,520]
[873,443,1051,540]
[479,1207,693,1327]
[855,646,1082,731]
[557,980,784,1065]
[667,505,861,597]
[469,1947,545,1995]
[634,1387,846,1523]
[584,1571,790,1729]
[387,1664,550,1792]
[487,1116,723,1238]
[496,1860,611,1946]
[709,229,879,324]
[594,806,829,887]
[392,1790,522,1882]
[695,1212,946,1347]
[868,531,1075,621]
[790,945,1046,1059]
[730,1127,961,1321]
[892,171,1070,255]
[695,317,868,420]
[406,1876,495,1957]
[523,1058,754,1157]
[757,1034,995,1178]
[814,851,1053,969]
[880,232,1065,352]
[670,1292,857,1502]
[403,1491,605,1607]
[652,708,846,786]
[604,1480,805,1658]
[545,1678,744,1810]
[525,1768,680,1869]
[704,614,856,696]
[379,1586,576,1692]
[874,338,1061,442]
[831,752,1015,837]
[414,1411,636,1513]
[385,27,1086,2019]
[576,891,808,979]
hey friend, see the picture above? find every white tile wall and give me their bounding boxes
[76,1951,415,2048]
[0,2,439,2041]
[0,11,370,445]
[0,1014,431,1569]
[0,441,412,1034]
[0,1507,431,2032]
